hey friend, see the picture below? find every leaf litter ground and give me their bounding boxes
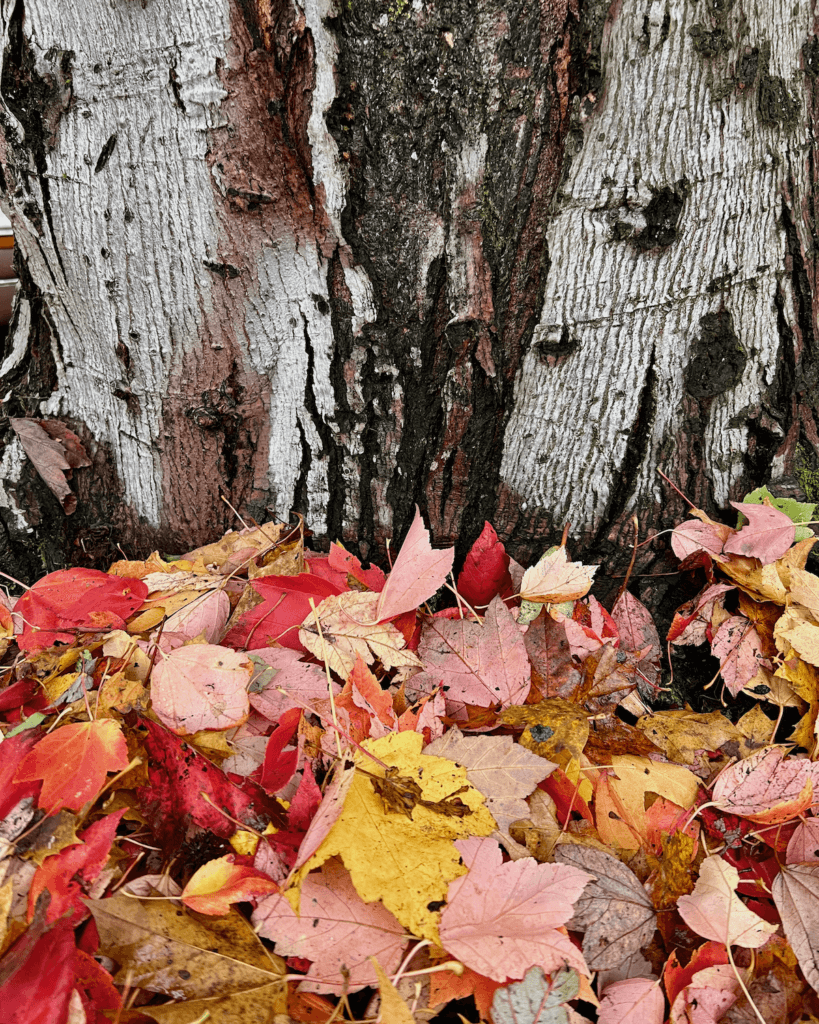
[3,492,819,1022]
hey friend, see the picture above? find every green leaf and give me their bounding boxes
[491,965,579,1024]
[739,485,815,542]
[6,712,47,738]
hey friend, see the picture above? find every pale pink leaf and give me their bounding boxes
[723,501,795,563]
[248,648,338,722]
[667,583,734,646]
[376,506,455,621]
[786,818,819,865]
[670,520,727,562]
[252,859,406,993]
[150,644,251,734]
[162,589,231,643]
[669,965,740,1024]
[771,862,819,995]
[676,855,777,948]
[710,615,768,697]
[439,837,592,982]
[711,746,815,824]
[291,759,357,874]
[610,591,661,691]
[598,978,664,1024]
[417,596,531,709]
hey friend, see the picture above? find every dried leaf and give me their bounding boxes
[552,845,656,971]
[9,417,90,515]
[771,863,819,994]
[491,965,580,1024]
[711,746,815,824]
[711,615,768,697]
[520,547,597,604]
[598,978,664,1024]
[371,957,416,1023]
[677,855,778,947]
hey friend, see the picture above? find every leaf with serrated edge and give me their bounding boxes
[520,547,597,604]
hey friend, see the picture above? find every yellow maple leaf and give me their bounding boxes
[288,732,495,943]
[519,547,597,604]
[607,755,699,841]
[299,591,422,679]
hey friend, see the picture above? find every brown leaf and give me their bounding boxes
[524,609,583,701]
[9,417,90,514]
[552,844,656,971]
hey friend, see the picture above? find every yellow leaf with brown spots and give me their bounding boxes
[651,831,696,910]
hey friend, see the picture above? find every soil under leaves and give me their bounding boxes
[2,493,819,1024]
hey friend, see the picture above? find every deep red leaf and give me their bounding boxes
[0,730,42,818]
[0,920,76,1024]
[456,522,512,608]
[260,708,302,794]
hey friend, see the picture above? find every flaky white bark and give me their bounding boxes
[502,0,812,532]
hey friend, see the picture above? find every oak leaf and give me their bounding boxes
[289,731,496,943]
[299,590,422,678]
[552,845,656,971]
[376,506,455,620]
[519,546,597,604]
[676,855,778,947]
[13,718,129,814]
[151,644,251,734]
[439,837,591,981]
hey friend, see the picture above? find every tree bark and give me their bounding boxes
[1,0,818,600]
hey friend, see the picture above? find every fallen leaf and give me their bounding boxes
[0,920,76,1024]
[457,521,513,608]
[669,964,740,1024]
[524,610,583,701]
[161,589,231,643]
[291,759,358,875]
[771,863,819,995]
[181,855,279,915]
[552,845,656,971]
[670,519,729,562]
[248,648,337,722]
[501,700,589,784]
[376,506,455,621]
[677,855,778,947]
[371,957,416,1023]
[438,837,591,981]
[786,818,819,864]
[290,731,496,943]
[711,746,815,824]
[775,604,819,667]
[328,542,386,591]
[597,977,663,1024]
[417,596,531,710]
[425,727,555,845]
[491,964,580,1024]
[299,590,422,678]
[740,486,816,541]
[520,547,597,604]
[724,501,795,563]
[610,591,661,691]
[635,709,744,764]
[9,417,90,515]
[254,858,406,993]
[710,616,768,697]
[86,894,287,1018]
[13,719,129,814]
[429,964,501,1021]
[667,583,734,645]
[605,755,699,844]
[260,707,301,793]
[151,645,251,735]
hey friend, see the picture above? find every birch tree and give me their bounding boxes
[0,0,817,589]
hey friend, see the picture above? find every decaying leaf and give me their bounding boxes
[9,417,91,515]
[491,965,580,1024]
[552,845,656,971]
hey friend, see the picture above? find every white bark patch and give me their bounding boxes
[446,133,494,326]
[501,0,811,531]
[3,0,230,526]
[0,434,28,532]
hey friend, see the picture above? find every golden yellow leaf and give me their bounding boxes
[787,567,819,618]
[607,755,699,840]
[736,704,780,755]
[651,831,696,911]
[183,522,287,570]
[371,958,418,1024]
[720,558,788,604]
[96,670,149,717]
[519,547,597,604]
[501,699,590,785]
[290,731,495,943]
[636,709,744,765]
[125,607,167,633]
[299,590,422,679]
[775,537,818,587]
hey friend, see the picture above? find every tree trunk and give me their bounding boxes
[1,0,818,601]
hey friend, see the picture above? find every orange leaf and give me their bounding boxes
[13,719,129,813]
[180,854,279,915]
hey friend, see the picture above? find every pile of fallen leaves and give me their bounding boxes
[4,488,819,1024]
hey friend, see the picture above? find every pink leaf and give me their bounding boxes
[150,644,251,734]
[610,591,661,691]
[598,978,664,1024]
[438,837,592,982]
[710,615,768,697]
[457,522,512,608]
[162,589,231,644]
[248,648,338,722]
[252,859,406,993]
[417,596,530,711]
[667,583,733,645]
[712,746,815,824]
[786,818,819,865]
[723,501,795,563]
[376,507,455,621]
[676,855,778,948]
[328,543,386,592]
[669,965,740,1024]
[670,520,728,562]
[291,759,358,874]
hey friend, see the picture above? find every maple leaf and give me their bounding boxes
[552,845,657,970]
[376,506,455,621]
[289,731,496,943]
[417,596,531,712]
[290,758,358,874]
[328,541,386,591]
[598,977,664,1024]
[457,521,513,607]
[425,727,555,848]
[519,546,597,604]
[601,755,699,849]
[710,615,769,697]
[151,644,252,734]
[668,964,740,1024]
[180,855,279,915]
[161,588,231,644]
[371,958,417,1023]
[254,860,406,993]
[299,589,422,678]
[677,855,778,947]
[711,746,815,824]
[248,647,336,722]
[524,610,583,701]
[490,965,579,1024]
[610,590,661,692]
[667,583,734,645]
[9,417,91,515]
[259,707,301,793]
[13,718,129,814]
[670,517,731,562]
[723,500,795,563]
[0,919,77,1024]
[635,709,744,765]
[438,837,592,981]
[786,818,819,864]
[771,862,819,995]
